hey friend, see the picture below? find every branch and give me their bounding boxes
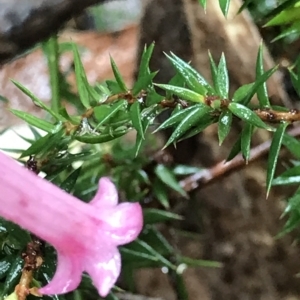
[254,108,300,123]
[0,0,109,65]
[180,126,300,192]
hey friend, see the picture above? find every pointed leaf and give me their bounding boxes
[272,176,300,186]
[60,168,81,193]
[242,66,278,106]
[226,134,242,161]
[276,165,300,178]
[12,80,63,121]
[20,132,58,158]
[255,43,271,108]
[106,80,123,94]
[94,100,127,129]
[154,105,201,132]
[153,177,170,209]
[218,109,232,145]
[155,84,204,103]
[198,0,207,10]
[164,105,212,147]
[265,6,300,26]
[228,103,272,130]
[170,52,215,93]
[132,72,157,95]
[130,101,144,139]
[155,164,188,198]
[166,53,207,94]
[72,44,90,108]
[282,133,300,159]
[133,114,153,157]
[10,109,56,133]
[217,53,229,98]
[137,43,155,78]
[272,21,300,42]
[208,51,218,90]
[0,256,23,298]
[0,258,12,280]
[178,115,215,141]
[241,123,253,163]
[144,209,183,224]
[219,0,230,16]
[266,122,289,197]
[232,83,254,103]
[110,56,128,92]
[181,256,222,268]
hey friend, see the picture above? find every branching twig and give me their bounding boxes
[180,126,300,192]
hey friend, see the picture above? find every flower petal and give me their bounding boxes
[90,178,118,207]
[96,202,143,245]
[39,251,83,295]
[85,248,121,297]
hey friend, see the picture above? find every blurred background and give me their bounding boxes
[1,1,300,299]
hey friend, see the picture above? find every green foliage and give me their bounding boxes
[2,1,300,298]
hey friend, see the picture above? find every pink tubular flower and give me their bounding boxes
[0,151,143,297]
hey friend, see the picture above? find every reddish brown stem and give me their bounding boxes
[180,126,300,192]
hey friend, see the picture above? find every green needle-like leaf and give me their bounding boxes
[218,110,232,145]
[232,83,254,103]
[219,0,230,17]
[144,209,183,224]
[255,43,271,108]
[265,6,300,26]
[164,105,211,148]
[154,104,202,132]
[153,177,170,208]
[0,256,23,298]
[241,123,253,163]
[133,116,153,157]
[60,168,81,193]
[72,44,90,108]
[198,0,207,10]
[208,51,218,91]
[228,103,272,130]
[226,134,242,161]
[282,133,300,159]
[137,43,155,78]
[242,66,278,106]
[110,56,128,92]
[10,109,56,133]
[217,53,229,98]
[169,52,215,93]
[166,53,207,95]
[273,176,300,186]
[130,101,145,139]
[12,80,64,121]
[155,84,204,103]
[266,122,289,197]
[272,21,300,42]
[94,100,127,129]
[155,164,188,198]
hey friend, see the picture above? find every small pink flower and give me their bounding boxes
[0,151,143,297]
